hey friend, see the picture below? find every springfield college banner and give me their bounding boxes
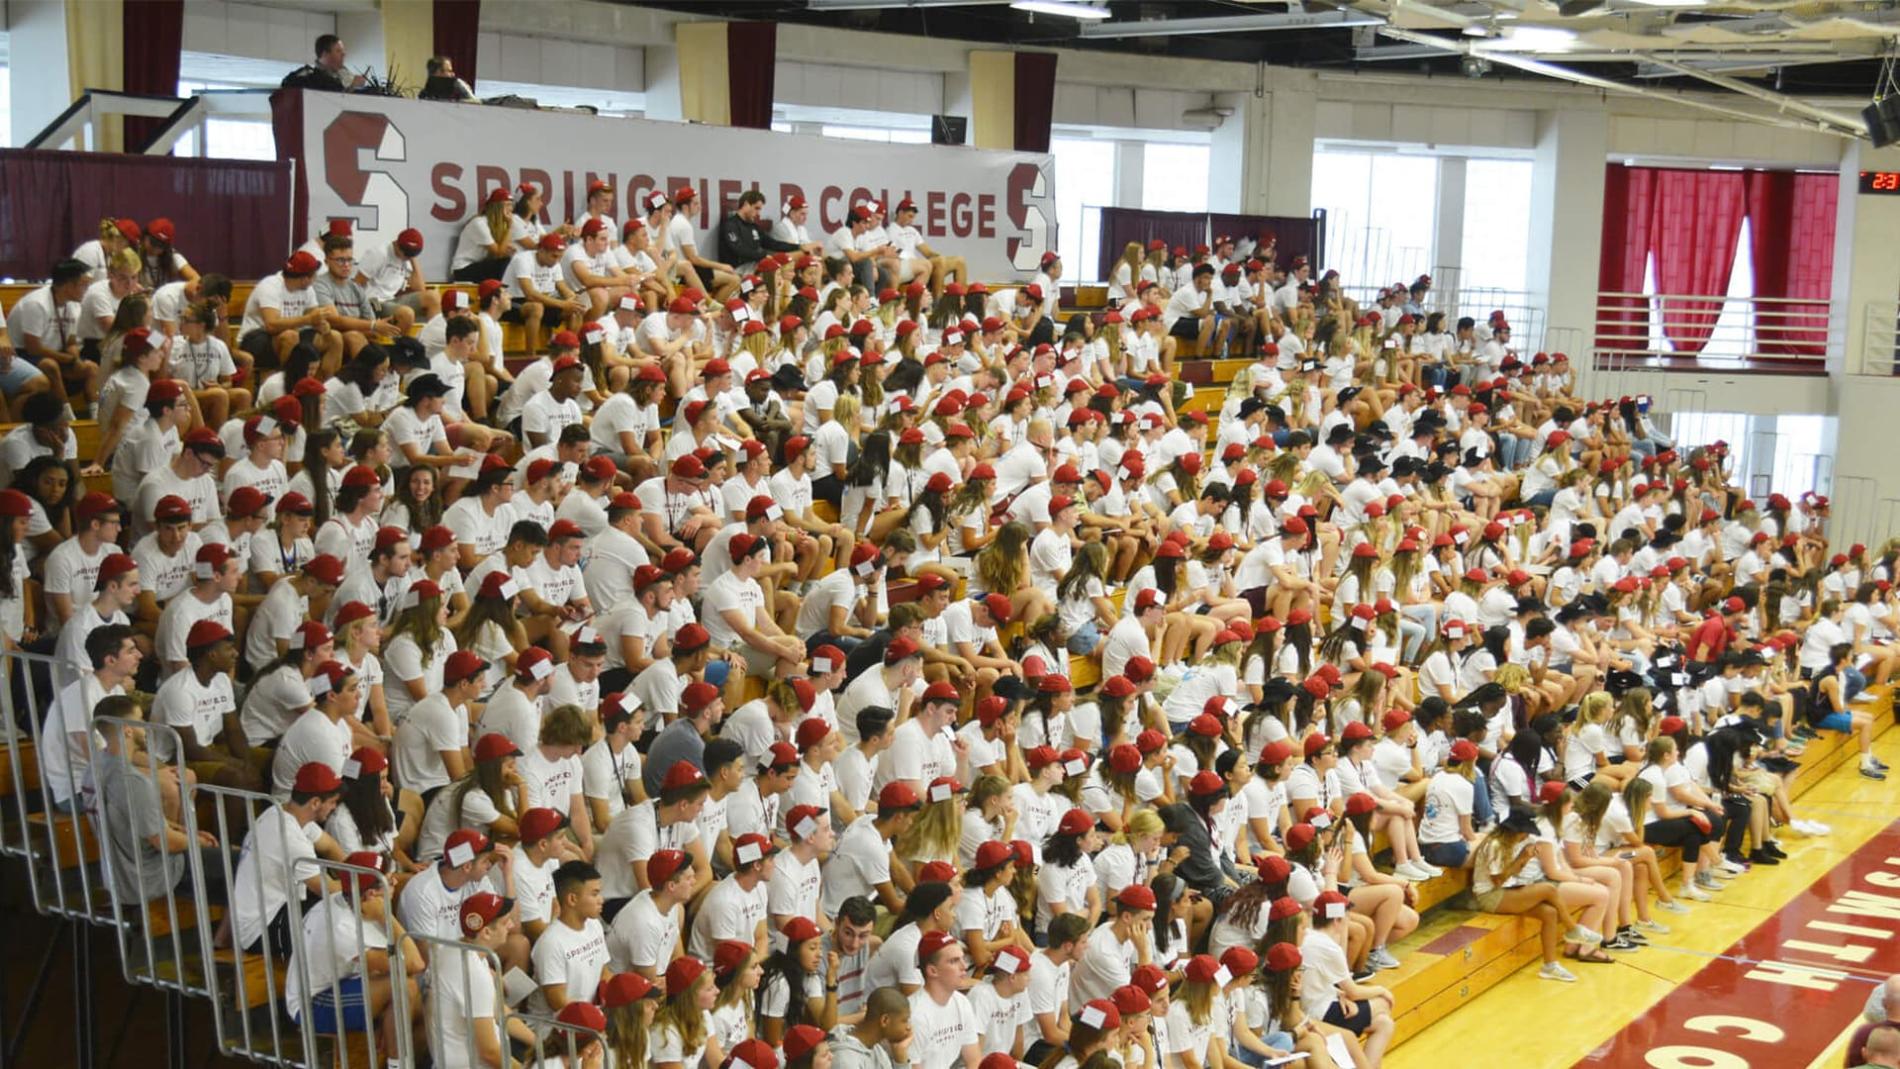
[281,91,1056,281]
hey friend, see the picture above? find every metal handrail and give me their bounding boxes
[1592,288,1835,367]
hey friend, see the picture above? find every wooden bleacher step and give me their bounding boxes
[1388,909,1543,1044]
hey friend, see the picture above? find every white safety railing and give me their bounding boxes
[1860,301,1900,377]
[1337,278,1547,362]
[0,643,596,1069]
[1594,290,1836,368]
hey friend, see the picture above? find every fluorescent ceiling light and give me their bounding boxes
[1010,0,1110,17]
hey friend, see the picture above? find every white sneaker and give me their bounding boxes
[1636,917,1672,933]
[1565,925,1603,945]
[1682,884,1713,902]
[1718,859,1748,876]
[1539,962,1578,983]
[1417,860,1446,877]
[1656,900,1691,914]
[1797,819,1831,836]
[1396,861,1433,881]
[1367,947,1401,971]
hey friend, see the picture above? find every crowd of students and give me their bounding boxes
[0,179,1893,1069]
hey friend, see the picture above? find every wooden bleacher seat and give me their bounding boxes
[211,946,290,1011]
[25,810,98,866]
[0,738,39,797]
[1069,656,1102,692]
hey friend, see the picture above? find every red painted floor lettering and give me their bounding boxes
[1581,821,1900,1067]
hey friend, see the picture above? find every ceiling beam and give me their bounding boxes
[1639,55,1869,136]
[1629,54,1864,78]
[1372,22,1862,139]
[1077,10,1386,39]
[1353,42,1460,61]
[803,0,1010,9]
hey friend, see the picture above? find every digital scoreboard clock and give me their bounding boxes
[1860,171,1900,194]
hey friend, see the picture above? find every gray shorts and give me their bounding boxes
[0,356,47,396]
[372,292,427,317]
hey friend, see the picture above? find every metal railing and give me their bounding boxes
[0,644,596,1069]
[1594,290,1836,368]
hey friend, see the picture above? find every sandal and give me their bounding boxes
[1566,946,1614,964]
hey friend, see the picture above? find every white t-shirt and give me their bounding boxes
[606,889,682,973]
[240,273,314,336]
[231,806,319,950]
[908,989,980,1069]
[1419,771,1474,845]
[527,918,610,1018]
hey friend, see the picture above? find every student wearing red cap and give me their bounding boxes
[394,647,487,805]
[500,233,584,359]
[311,231,406,364]
[269,658,359,803]
[429,890,533,1069]
[231,760,345,957]
[284,849,423,1047]
[239,248,342,379]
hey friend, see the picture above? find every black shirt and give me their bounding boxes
[280,64,348,92]
[717,212,801,268]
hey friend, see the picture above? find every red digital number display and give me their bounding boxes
[1860,171,1900,194]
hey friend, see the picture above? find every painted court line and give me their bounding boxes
[1578,818,1900,1066]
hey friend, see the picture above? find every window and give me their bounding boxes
[1141,143,1209,214]
[1311,149,1438,295]
[0,53,10,148]
[1460,159,1533,296]
[1670,411,1752,480]
[1768,414,1831,499]
[1639,219,1757,360]
[1052,137,1114,283]
[819,124,930,144]
[174,77,276,160]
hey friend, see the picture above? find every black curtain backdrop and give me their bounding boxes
[123,0,184,151]
[0,149,291,280]
[434,0,482,91]
[1013,52,1057,153]
[726,22,778,130]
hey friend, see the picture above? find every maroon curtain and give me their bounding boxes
[0,148,290,279]
[726,22,777,130]
[122,0,184,151]
[1013,52,1057,153]
[1746,170,1837,357]
[1651,169,1747,355]
[1596,164,1655,352]
[1096,208,1206,282]
[433,0,482,91]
